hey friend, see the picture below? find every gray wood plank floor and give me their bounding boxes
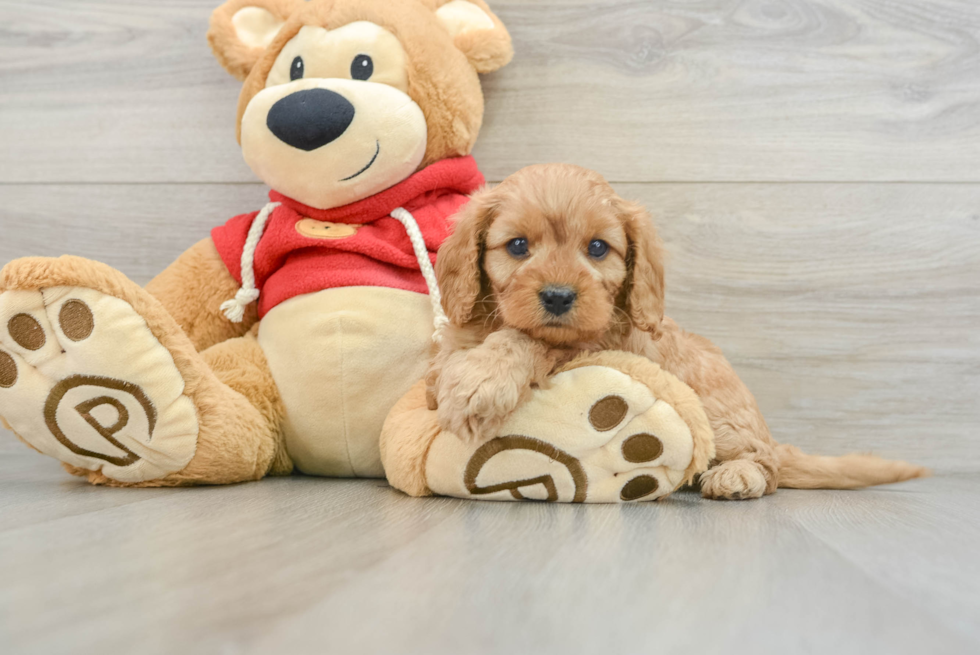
[1,0,979,652]
[0,455,977,654]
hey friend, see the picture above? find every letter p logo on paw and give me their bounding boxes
[44,375,157,468]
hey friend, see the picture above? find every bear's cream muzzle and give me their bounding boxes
[241,77,427,210]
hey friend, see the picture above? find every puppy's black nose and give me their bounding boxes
[539,287,577,317]
[266,88,355,152]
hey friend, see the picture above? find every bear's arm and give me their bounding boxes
[145,237,258,352]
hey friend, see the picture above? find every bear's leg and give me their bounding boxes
[382,351,716,503]
[194,332,292,479]
[0,256,284,486]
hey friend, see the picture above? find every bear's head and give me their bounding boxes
[207,0,512,210]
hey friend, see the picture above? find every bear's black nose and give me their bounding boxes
[539,287,577,317]
[266,88,355,152]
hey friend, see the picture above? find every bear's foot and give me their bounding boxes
[382,352,716,503]
[0,258,200,483]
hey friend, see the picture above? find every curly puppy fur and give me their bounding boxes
[428,164,929,500]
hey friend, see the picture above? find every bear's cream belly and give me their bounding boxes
[257,287,434,478]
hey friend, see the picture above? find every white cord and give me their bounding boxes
[220,201,280,323]
[390,207,449,343]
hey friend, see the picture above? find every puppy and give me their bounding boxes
[427,164,928,500]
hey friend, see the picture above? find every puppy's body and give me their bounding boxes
[429,164,927,500]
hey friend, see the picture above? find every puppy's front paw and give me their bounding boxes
[436,350,533,443]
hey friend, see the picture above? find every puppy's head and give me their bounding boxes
[437,164,665,344]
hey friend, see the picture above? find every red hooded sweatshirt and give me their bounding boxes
[211,156,484,318]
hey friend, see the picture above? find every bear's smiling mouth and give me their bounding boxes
[340,140,381,182]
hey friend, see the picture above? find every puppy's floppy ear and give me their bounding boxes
[617,199,666,340]
[208,0,302,81]
[432,0,514,73]
[437,187,498,326]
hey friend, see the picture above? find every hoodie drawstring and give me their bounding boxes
[389,207,449,343]
[220,201,280,323]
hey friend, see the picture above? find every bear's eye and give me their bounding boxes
[588,239,610,260]
[506,238,529,258]
[290,56,304,81]
[351,54,373,81]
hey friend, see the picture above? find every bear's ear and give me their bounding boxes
[208,0,303,81]
[434,0,513,74]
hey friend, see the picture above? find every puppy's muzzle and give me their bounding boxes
[266,88,355,152]
[539,286,577,317]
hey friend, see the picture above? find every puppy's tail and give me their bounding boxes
[776,443,930,490]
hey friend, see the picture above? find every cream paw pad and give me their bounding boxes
[381,351,715,503]
[0,285,199,483]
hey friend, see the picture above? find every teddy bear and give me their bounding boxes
[0,0,514,486]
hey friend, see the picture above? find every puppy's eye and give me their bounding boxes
[588,239,610,260]
[506,238,530,258]
[290,56,304,81]
[351,54,373,81]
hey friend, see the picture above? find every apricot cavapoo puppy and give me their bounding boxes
[426,164,927,500]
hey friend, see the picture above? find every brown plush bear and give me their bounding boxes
[0,0,513,485]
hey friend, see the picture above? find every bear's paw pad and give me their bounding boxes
[0,287,198,482]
